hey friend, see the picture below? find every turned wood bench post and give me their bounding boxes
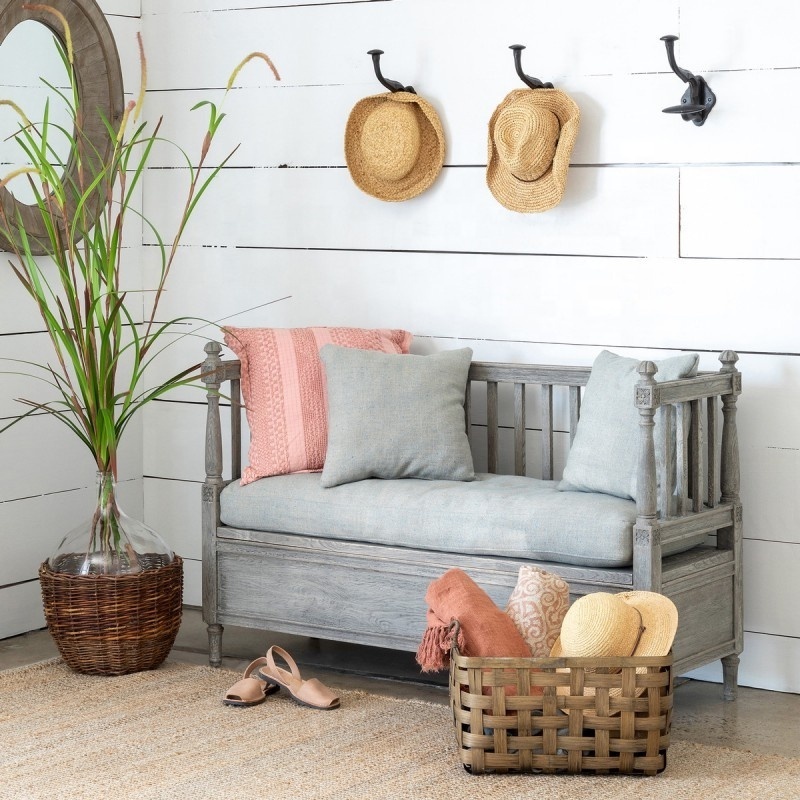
[201,341,224,666]
[719,350,743,699]
[719,350,742,506]
[633,361,662,592]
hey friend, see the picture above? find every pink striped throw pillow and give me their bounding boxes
[223,326,413,484]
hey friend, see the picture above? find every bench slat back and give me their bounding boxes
[208,354,739,523]
[465,361,736,523]
[467,362,590,483]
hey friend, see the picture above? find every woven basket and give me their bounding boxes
[449,622,673,776]
[39,556,183,676]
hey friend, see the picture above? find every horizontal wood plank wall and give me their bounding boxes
[0,2,143,638]
[134,0,799,693]
[5,0,799,694]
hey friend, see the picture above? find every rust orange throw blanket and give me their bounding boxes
[416,568,532,671]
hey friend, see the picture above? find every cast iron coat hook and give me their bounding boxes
[367,49,415,94]
[510,44,553,90]
[660,35,716,126]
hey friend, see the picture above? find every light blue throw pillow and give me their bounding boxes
[558,350,699,502]
[319,345,475,488]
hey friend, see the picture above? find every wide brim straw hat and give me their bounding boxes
[550,591,678,698]
[345,91,445,202]
[486,88,580,213]
[551,591,678,660]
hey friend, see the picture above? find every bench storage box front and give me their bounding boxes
[201,344,743,699]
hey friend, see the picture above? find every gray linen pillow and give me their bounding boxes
[319,345,475,488]
[558,349,699,502]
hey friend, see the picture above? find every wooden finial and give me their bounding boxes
[638,360,658,379]
[719,350,739,371]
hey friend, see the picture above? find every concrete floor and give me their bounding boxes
[3,606,799,758]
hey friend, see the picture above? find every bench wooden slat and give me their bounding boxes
[659,405,675,520]
[691,399,703,512]
[464,380,472,435]
[676,403,690,516]
[514,383,526,477]
[569,385,581,445]
[487,381,499,474]
[231,378,242,481]
[707,397,718,508]
[469,362,590,385]
[541,384,553,480]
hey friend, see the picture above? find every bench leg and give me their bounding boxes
[208,623,224,668]
[721,653,740,701]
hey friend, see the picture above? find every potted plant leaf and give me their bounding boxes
[0,2,278,674]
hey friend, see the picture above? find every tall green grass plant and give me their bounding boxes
[0,7,279,562]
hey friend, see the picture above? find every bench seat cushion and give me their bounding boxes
[220,473,705,569]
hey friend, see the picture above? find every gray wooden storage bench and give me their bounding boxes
[200,344,743,699]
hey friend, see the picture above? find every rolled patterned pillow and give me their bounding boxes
[505,566,571,657]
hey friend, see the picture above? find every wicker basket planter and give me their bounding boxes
[449,636,673,776]
[39,556,183,676]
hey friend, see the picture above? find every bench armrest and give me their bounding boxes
[633,351,741,589]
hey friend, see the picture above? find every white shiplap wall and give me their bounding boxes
[0,1,143,637]
[3,0,799,695]
[134,0,800,693]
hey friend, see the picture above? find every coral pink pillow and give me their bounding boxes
[223,326,412,484]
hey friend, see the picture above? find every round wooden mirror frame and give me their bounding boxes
[0,0,124,254]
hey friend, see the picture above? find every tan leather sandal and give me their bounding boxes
[223,657,281,707]
[256,646,341,710]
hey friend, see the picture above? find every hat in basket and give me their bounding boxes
[550,591,677,700]
[345,91,445,202]
[486,88,580,213]
[550,591,678,661]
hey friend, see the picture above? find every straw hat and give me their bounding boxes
[550,591,678,661]
[486,88,580,213]
[550,591,677,699]
[345,91,445,202]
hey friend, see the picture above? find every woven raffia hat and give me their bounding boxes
[550,591,678,661]
[486,88,580,213]
[345,91,445,202]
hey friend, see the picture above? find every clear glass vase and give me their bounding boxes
[47,471,175,576]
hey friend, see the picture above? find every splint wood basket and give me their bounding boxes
[449,637,673,776]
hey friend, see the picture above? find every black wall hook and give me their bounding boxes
[510,45,553,90]
[660,35,716,126]
[367,50,416,94]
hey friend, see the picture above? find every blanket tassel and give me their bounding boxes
[415,622,466,672]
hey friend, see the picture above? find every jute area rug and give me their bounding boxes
[1,660,798,800]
